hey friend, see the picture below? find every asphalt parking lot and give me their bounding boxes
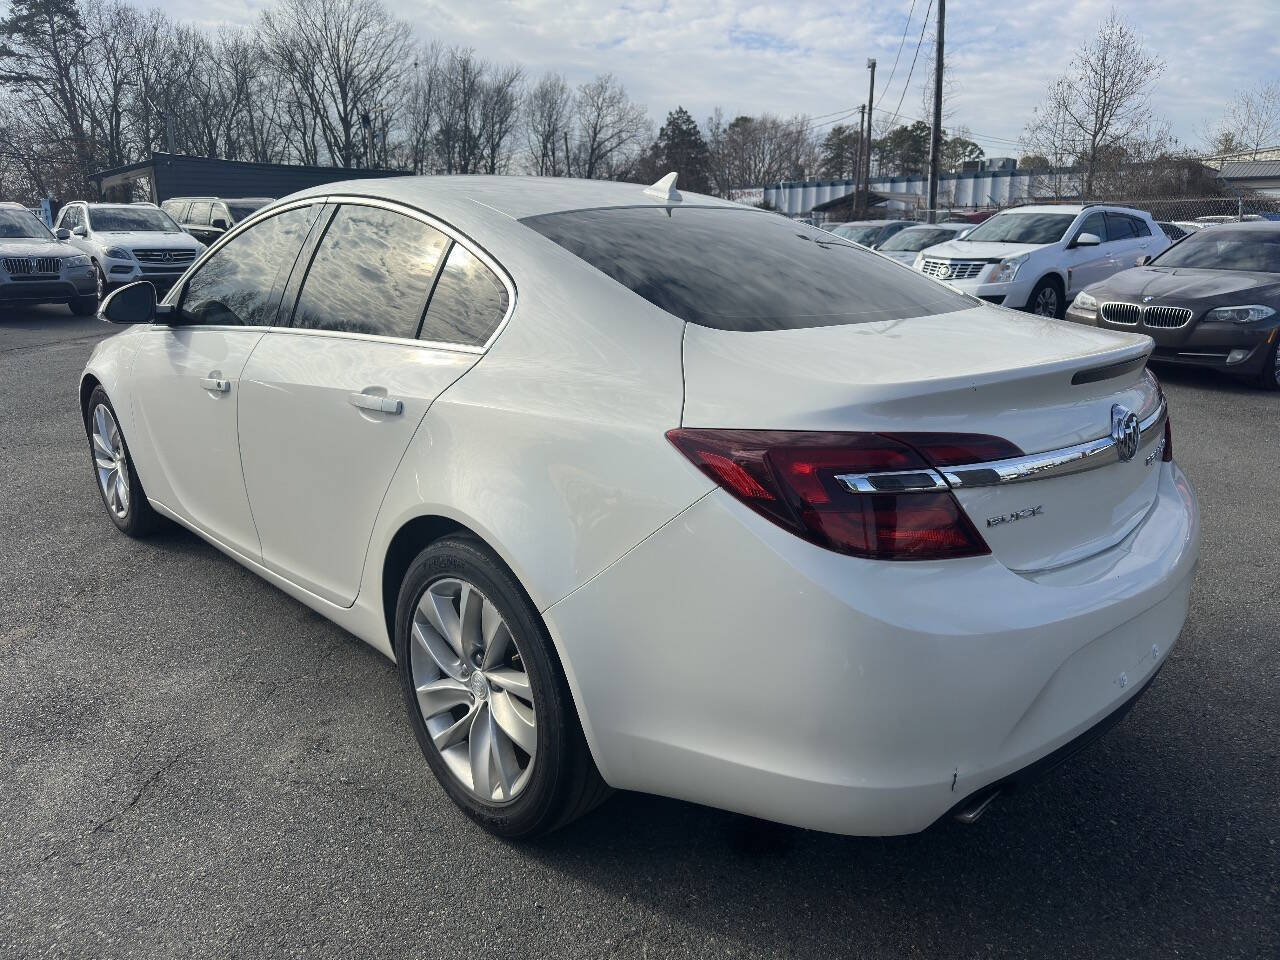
[1,304,1276,959]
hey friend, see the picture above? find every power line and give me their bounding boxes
[881,0,933,132]
[874,0,919,112]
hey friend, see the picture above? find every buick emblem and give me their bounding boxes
[1111,404,1141,462]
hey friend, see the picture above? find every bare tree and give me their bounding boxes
[706,112,820,195]
[1208,81,1280,158]
[525,71,572,176]
[401,43,441,174]
[477,63,522,174]
[260,0,411,168]
[571,74,648,179]
[1021,9,1165,197]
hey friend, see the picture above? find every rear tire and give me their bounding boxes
[395,535,609,838]
[1253,339,1280,390]
[1027,276,1065,319]
[85,386,162,537]
[69,295,97,316]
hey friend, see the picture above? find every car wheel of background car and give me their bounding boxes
[94,263,107,302]
[395,534,610,839]
[1254,338,1280,391]
[1028,276,1064,319]
[85,386,162,537]
[69,295,97,316]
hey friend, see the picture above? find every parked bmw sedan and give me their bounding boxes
[80,176,1199,839]
[1066,221,1280,389]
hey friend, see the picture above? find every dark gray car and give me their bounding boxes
[1065,221,1280,389]
[828,219,915,249]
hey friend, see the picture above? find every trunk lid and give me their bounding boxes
[681,304,1163,572]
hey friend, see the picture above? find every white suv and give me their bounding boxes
[913,204,1169,318]
[55,202,205,301]
[0,202,97,315]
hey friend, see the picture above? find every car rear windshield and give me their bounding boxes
[0,209,52,239]
[830,223,883,245]
[89,207,179,232]
[962,212,1076,244]
[1152,229,1280,272]
[521,207,973,331]
[879,227,959,252]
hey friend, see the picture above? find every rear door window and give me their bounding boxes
[420,243,510,347]
[188,202,213,226]
[522,206,972,331]
[1106,213,1137,240]
[290,204,450,339]
[1130,216,1151,237]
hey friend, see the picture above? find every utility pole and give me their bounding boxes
[863,58,876,215]
[926,0,946,223]
[853,104,866,200]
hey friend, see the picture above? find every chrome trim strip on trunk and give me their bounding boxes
[940,400,1166,489]
[830,398,1167,494]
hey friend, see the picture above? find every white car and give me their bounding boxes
[54,202,204,301]
[0,202,97,314]
[80,176,1199,839]
[874,222,971,265]
[914,205,1170,317]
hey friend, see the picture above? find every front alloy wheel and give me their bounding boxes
[410,577,538,802]
[91,403,130,519]
[1031,283,1060,317]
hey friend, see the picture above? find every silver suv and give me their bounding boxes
[0,202,96,315]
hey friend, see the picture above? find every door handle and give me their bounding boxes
[199,377,231,393]
[349,392,403,415]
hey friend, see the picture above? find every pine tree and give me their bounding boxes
[651,106,711,194]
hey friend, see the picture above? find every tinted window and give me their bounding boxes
[964,213,1076,244]
[879,227,960,252]
[522,207,972,331]
[1152,229,1280,272]
[89,207,179,232]
[421,243,510,346]
[180,204,319,326]
[0,209,52,239]
[1105,213,1136,240]
[227,201,267,222]
[1077,212,1108,242]
[831,223,884,246]
[291,205,449,339]
[1130,216,1151,237]
[188,202,213,226]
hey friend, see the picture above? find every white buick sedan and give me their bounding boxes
[80,176,1199,838]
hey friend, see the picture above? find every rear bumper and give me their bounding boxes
[546,461,1198,836]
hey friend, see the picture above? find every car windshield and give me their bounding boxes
[521,206,973,332]
[0,209,52,240]
[879,227,960,252]
[1151,229,1280,272]
[962,212,1076,244]
[830,223,884,245]
[89,207,180,232]
[227,201,268,221]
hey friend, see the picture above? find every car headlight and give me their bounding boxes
[104,246,133,260]
[1071,291,1098,316]
[1205,304,1275,324]
[64,254,90,267]
[993,253,1028,283]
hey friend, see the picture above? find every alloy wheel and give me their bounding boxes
[95,264,105,302]
[1033,287,1059,317]
[410,577,538,803]
[91,403,130,518]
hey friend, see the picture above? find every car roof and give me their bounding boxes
[897,222,965,231]
[281,175,743,223]
[1188,220,1280,233]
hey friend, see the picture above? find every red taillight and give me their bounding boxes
[1162,414,1173,462]
[665,429,1009,561]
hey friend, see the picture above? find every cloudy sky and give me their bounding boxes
[168,0,1279,157]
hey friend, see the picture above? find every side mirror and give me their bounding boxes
[1135,255,1152,266]
[100,281,157,324]
[1073,232,1101,247]
[211,217,229,230]
[72,225,87,237]
[54,227,71,240]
